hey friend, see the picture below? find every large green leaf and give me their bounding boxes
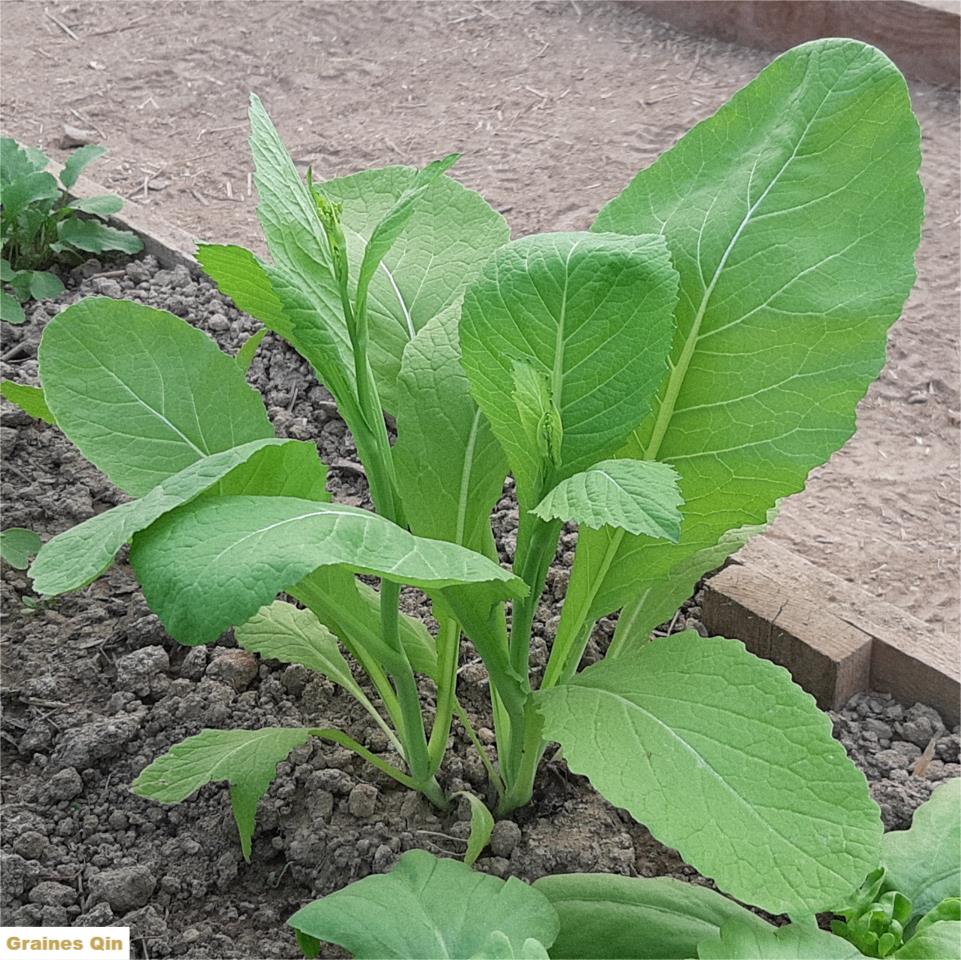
[196,243,357,410]
[536,632,881,914]
[533,459,682,539]
[287,849,559,959]
[534,873,767,959]
[131,495,525,645]
[0,380,55,424]
[133,727,314,860]
[459,232,678,507]
[882,779,961,919]
[0,170,60,220]
[896,916,961,959]
[697,920,862,959]
[0,291,26,325]
[563,38,924,651]
[394,306,508,555]
[29,439,326,597]
[39,299,273,496]
[70,194,124,217]
[321,161,509,410]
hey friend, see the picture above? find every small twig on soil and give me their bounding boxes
[1,341,34,363]
[190,188,210,206]
[287,383,299,412]
[384,137,403,157]
[332,459,367,479]
[69,107,106,139]
[569,0,582,19]
[44,8,79,40]
[84,14,148,38]
[19,696,71,709]
[31,46,56,61]
[269,862,291,888]
[912,735,939,778]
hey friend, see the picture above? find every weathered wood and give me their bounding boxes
[634,0,961,88]
[702,561,874,710]
[69,172,200,273]
[703,537,960,724]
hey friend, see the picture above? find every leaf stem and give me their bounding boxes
[427,618,461,775]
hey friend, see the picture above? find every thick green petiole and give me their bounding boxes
[427,618,461,774]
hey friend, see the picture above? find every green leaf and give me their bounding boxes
[1,137,48,184]
[565,38,924,652]
[352,153,460,315]
[452,792,495,866]
[394,305,508,555]
[882,779,961,919]
[39,299,274,495]
[534,873,769,960]
[533,459,683,539]
[320,160,510,410]
[59,144,106,189]
[197,243,356,411]
[296,568,438,680]
[459,232,678,507]
[1,259,14,281]
[235,600,361,697]
[27,270,64,300]
[235,327,267,374]
[130,495,526,646]
[0,170,61,220]
[70,194,124,217]
[895,922,961,960]
[0,291,26,324]
[57,217,143,254]
[0,380,55,424]
[697,919,863,959]
[0,527,42,570]
[536,631,881,914]
[472,933,551,959]
[132,727,314,860]
[287,849,560,959]
[29,439,326,597]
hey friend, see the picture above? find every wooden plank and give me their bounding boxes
[703,537,960,723]
[634,0,961,87]
[68,171,200,273]
[702,562,874,710]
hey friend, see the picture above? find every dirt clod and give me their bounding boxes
[87,866,157,914]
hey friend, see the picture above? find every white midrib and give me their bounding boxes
[344,222,416,340]
[642,93,830,462]
[551,242,577,410]
[455,409,483,545]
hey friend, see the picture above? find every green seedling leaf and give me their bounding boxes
[534,873,768,959]
[70,194,124,217]
[235,601,362,699]
[59,144,106,190]
[533,459,683,539]
[0,291,26,324]
[132,727,314,860]
[697,918,862,959]
[57,217,143,254]
[1,137,49,184]
[320,159,509,410]
[0,381,55,424]
[459,232,678,506]
[0,527,42,570]
[235,327,267,373]
[536,631,881,914]
[452,792,495,866]
[40,299,274,495]
[564,38,924,652]
[30,439,327,597]
[394,305,508,554]
[894,921,961,959]
[27,269,64,300]
[287,849,559,959]
[882,778,961,920]
[1,170,61,220]
[0,259,14,281]
[131,495,526,646]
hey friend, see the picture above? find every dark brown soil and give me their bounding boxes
[1,257,958,959]
[0,0,957,634]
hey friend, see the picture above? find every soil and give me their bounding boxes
[1,257,960,960]
[0,0,958,633]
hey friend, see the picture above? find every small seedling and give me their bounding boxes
[0,137,142,324]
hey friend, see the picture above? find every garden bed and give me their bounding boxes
[2,255,958,959]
